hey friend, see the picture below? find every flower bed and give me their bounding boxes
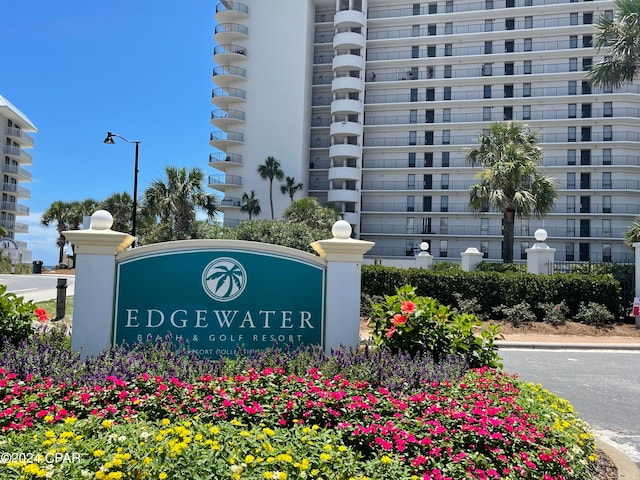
[0,362,596,479]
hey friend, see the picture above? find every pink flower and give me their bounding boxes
[386,325,397,338]
[400,301,417,314]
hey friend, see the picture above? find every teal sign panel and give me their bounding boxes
[114,248,325,358]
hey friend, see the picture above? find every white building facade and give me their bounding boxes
[0,95,36,263]
[210,0,640,263]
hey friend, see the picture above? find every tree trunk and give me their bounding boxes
[269,179,275,220]
[503,209,516,263]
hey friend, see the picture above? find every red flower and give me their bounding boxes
[400,301,417,314]
[392,314,407,326]
[34,308,49,322]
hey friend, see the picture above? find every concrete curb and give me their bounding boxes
[497,341,640,351]
[596,438,640,480]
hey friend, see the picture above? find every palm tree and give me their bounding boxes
[280,176,304,204]
[142,166,218,242]
[41,200,72,264]
[257,156,284,219]
[240,190,261,220]
[589,0,640,88]
[66,199,99,267]
[466,122,558,263]
[100,192,133,233]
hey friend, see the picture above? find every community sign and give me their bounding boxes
[113,241,325,358]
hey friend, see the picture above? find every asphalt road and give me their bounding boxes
[500,348,640,467]
[0,274,75,302]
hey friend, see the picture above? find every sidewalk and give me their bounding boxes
[497,332,640,351]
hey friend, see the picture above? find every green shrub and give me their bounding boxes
[538,301,569,326]
[573,302,615,328]
[492,301,537,327]
[367,285,502,368]
[453,292,486,320]
[0,284,38,347]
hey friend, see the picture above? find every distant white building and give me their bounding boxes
[0,95,37,264]
[210,0,640,263]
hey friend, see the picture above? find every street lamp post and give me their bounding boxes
[103,132,140,246]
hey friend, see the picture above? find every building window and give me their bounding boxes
[482,63,492,75]
[407,196,415,212]
[506,0,515,6]
[568,104,577,118]
[603,148,612,165]
[570,35,578,48]
[483,85,492,98]
[412,45,419,58]
[602,219,611,237]
[426,88,435,101]
[582,103,591,118]
[505,62,514,75]
[485,19,493,32]
[580,172,590,189]
[412,24,420,37]
[423,196,432,211]
[580,195,590,213]
[505,18,515,30]
[525,16,533,28]
[520,242,529,260]
[505,40,515,53]
[411,88,418,102]
[409,131,417,145]
[444,65,452,78]
[567,149,576,165]
[523,105,531,120]
[441,173,449,189]
[442,131,450,145]
[583,35,592,48]
[408,152,416,167]
[427,46,436,57]
[408,174,415,189]
[583,12,593,24]
[504,85,514,98]
[603,101,613,117]
[446,1,453,13]
[425,131,434,145]
[603,243,611,263]
[583,57,592,71]
[427,24,436,35]
[423,174,432,189]
[440,196,448,212]
[410,109,418,124]
[480,241,489,257]
[444,43,452,56]
[504,106,513,120]
[425,109,435,123]
[445,22,453,34]
[582,81,591,94]
[568,81,577,95]
[581,126,591,141]
[580,149,591,165]
[483,106,492,121]
[567,195,575,213]
[603,172,612,189]
[523,83,531,97]
[413,3,421,15]
[485,41,492,54]
[481,218,489,234]
[569,58,578,71]
[566,243,575,261]
[570,12,578,25]
[525,0,532,5]
[524,38,532,51]
[485,0,493,9]
[428,2,437,14]
[440,217,448,234]
[406,239,414,256]
[424,152,433,167]
[567,172,576,189]
[442,152,450,167]
[603,125,612,141]
[443,86,451,100]
[442,108,451,122]
[439,240,448,258]
[566,219,575,237]
[603,195,611,213]
[523,60,532,74]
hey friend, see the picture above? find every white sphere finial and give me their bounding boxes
[332,220,352,239]
[420,241,429,252]
[534,228,548,242]
[90,210,114,230]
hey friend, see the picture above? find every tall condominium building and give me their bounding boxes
[210,0,640,263]
[0,95,36,263]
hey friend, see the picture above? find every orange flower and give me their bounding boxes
[392,314,407,326]
[400,301,417,314]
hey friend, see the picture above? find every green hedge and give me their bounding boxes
[361,265,624,322]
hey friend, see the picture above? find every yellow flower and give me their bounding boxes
[245,455,255,464]
[159,473,168,480]
[319,453,331,461]
[108,473,123,479]
[161,419,171,426]
[381,455,392,465]
[102,419,113,428]
[93,450,105,458]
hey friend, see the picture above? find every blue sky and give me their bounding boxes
[1,1,216,266]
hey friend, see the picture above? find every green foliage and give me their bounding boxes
[573,302,615,328]
[475,261,526,273]
[492,301,537,327]
[282,197,339,234]
[538,301,569,326]
[430,261,461,272]
[232,220,322,254]
[453,292,486,320]
[0,285,37,347]
[367,285,502,368]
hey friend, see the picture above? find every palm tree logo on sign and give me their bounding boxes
[202,257,247,302]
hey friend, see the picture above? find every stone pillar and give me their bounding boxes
[63,210,134,357]
[633,242,640,328]
[415,241,433,269]
[461,247,484,272]
[526,229,556,275]
[311,220,374,353]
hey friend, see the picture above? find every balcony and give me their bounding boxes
[330,121,362,137]
[211,87,246,108]
[215,1,249,22]
[210,108,245,128]
[331,99,363,116]
[328,188,359,204]
[334,9,366,29]
[332,53,365,71]
[0,219,28,233]
[0,201,29,216]
[1,164,32,181]
[2,182,30,198]
[212,65,247,88]
[208,174,242,191]
[214,23,248,44]
[328,166,360,182]
[5,127,34,147]
[210,130,244,148]
[3,146,33,165]
[209,152,243,171]
[219,196,242,208]
[332,76,362,93]
[329,143,361,158]
[333,31,365,50]
[213,44,248,64]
